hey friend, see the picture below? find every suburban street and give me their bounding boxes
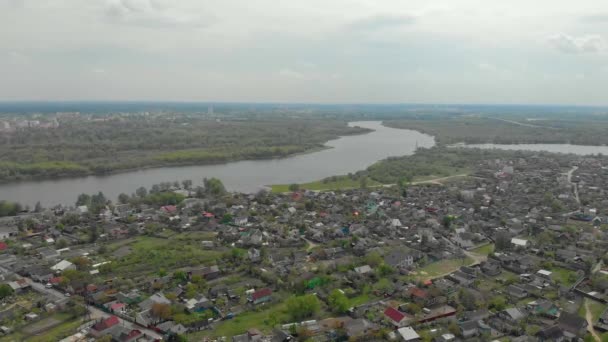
[25,278,164,340]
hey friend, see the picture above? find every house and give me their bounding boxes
[138,292,171,311]
[234,217,248,226]
[190,265,220,280]
[558,312,588,338]
[384,307,411,328]
[536,269,552,280]
[8,278,30,293]
[459,320,479,339]
[160,205,178,215]
[480,261,502,276]
[248,248,261,263]
[185,296,212,313]
[250,288,272,305]
[0,242,8,251]
[26,266,53,283]
[505,285,528,300]
[510,238,530,248]
[354,265,373,275]
[499,308,526,322]
[116,290,143,305]
[537,325,565,342]
[51,260,76,273]
[157,321,188,335]
[90,316,120,337]
[38,247,60,260]
[384,250,416,269]
[397,326,420,341]
[406,287,431,306]
[106,301,127,315]
[529,299,559,318]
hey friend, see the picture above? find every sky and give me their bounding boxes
[1,0,607,105]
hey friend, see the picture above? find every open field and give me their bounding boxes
[0,314,81,342]
[471,244,495,256]
[408,257,474,281]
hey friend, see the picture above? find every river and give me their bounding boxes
[0,121,435,207]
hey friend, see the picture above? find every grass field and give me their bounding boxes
[578,298,606,323]
[109,235,223,276]
[0,314,81,342]
[348,293,377,307]
[188,302,289,339]
[470,244,495,256]
[408,257,474,281]
[549,267,579,287]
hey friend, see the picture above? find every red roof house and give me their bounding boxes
[251,288,273,304]
[0,242,8,251]
[160,205,177,215]
[50,277,63,285]
[92,315,120,334]
[384,307,411,327]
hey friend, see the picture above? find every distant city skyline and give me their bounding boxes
[1,0,607,105]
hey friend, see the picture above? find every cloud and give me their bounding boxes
[278,68,340,81]
[103,0,212,28]
[547,33,607,53]
[580,14,608,23]
[349,14,416,31]
[478,63,497,71]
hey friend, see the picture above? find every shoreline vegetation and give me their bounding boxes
[0,118,371,183]
[383,116,608,146]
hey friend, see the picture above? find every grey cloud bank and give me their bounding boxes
[0,0,607,105]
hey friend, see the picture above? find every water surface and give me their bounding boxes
[0,121,434,207]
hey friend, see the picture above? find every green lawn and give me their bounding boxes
[549,267,579,287]
[409,257,474,281]
[189,302,289,339]
[348,293,377,307]
[578,298,606,323]
[471,244,495,256]
[271,176,383,193]
[110,236,223,275]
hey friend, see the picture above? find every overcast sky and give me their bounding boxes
[1,0,607,105]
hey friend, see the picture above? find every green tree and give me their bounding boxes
[136,187,148,198]
[365,252,383,267]
[56,238,68,249]
[0,284,14,299]
[203,178,226,196]
[376,263,394,277]
[495,231,511,251]
[118,193,130,204]
[489,296,507,311]
[288,183,300,192]
[173,270,187,282]
[182,180,193,189]
[328,289,350,314]
[75,193,91,207]
[286,294,320,321]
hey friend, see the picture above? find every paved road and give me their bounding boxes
[566,166,580,205]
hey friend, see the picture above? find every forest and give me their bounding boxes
[384,116,608,145]
[0,116,369,182]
